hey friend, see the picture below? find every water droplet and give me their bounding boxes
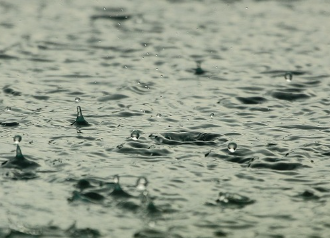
[245,7,248,9]
[160,75,163,77]
[156,113,162,118]
[118,23,121,26]
[103,7,106,10]
[228,142,237,153]
[75,97,81,103]
[144,43,147,47]
[130,130,140,140]
[13,135,22,144]
[5,107,11,112]
[284,72,293,82]
[114,175,120,184]
[155,54,158,57]
[210,113,215,118]
[156,68,158,71]
[136,177,148,191]
[77,128,82,133]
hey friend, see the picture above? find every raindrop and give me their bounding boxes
[160,75,163,77]
[75,97,81,103]
[155,54,158,57]
[156,113,162,118]
[210,113,215,118]
[103,7,106,10]
[228,142,237,153]
[136,177,148,191]
[284,72,293,82]
[156,68,158,71]
[5,107,11,112]
[130,130,140,140]
[114,175,119,184]
[118,23,121,26]
[245,7,248,9]
[13,135,22,144]
[144,43,147,47]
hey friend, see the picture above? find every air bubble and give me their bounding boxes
[228,142,237,153]
[13,135,22,144]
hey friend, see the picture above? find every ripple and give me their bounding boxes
[149,131,221,146]
[236,96,267,105]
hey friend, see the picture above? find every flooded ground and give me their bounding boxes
[1,0,330,237]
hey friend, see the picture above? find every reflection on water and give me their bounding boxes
[1,0,330,237]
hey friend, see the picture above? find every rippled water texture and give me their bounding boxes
[1,0,330,237]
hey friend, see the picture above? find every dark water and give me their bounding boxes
[1,0,330,237]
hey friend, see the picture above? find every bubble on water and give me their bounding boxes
[5,107,11,112]
[156,113,162,118]
[136,177,148,191]
[228,142,237,153]
[131,130,140,140]
[284,72,293,82]
[210,113,215,118]
[13,135,22,144]
[75,97,81,103]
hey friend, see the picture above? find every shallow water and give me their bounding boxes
[1,0,330,237]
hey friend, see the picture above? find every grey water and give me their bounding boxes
[1,0,330,237]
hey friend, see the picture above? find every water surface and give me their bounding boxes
[1,0,330,237]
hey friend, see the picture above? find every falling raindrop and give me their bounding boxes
[13,135,22,144]
[136,177,148,191]
[75,97,81,103]
[284,72,293,82]
[228,142,237,153]
[114,175,119,184]
[130,130,140,140]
